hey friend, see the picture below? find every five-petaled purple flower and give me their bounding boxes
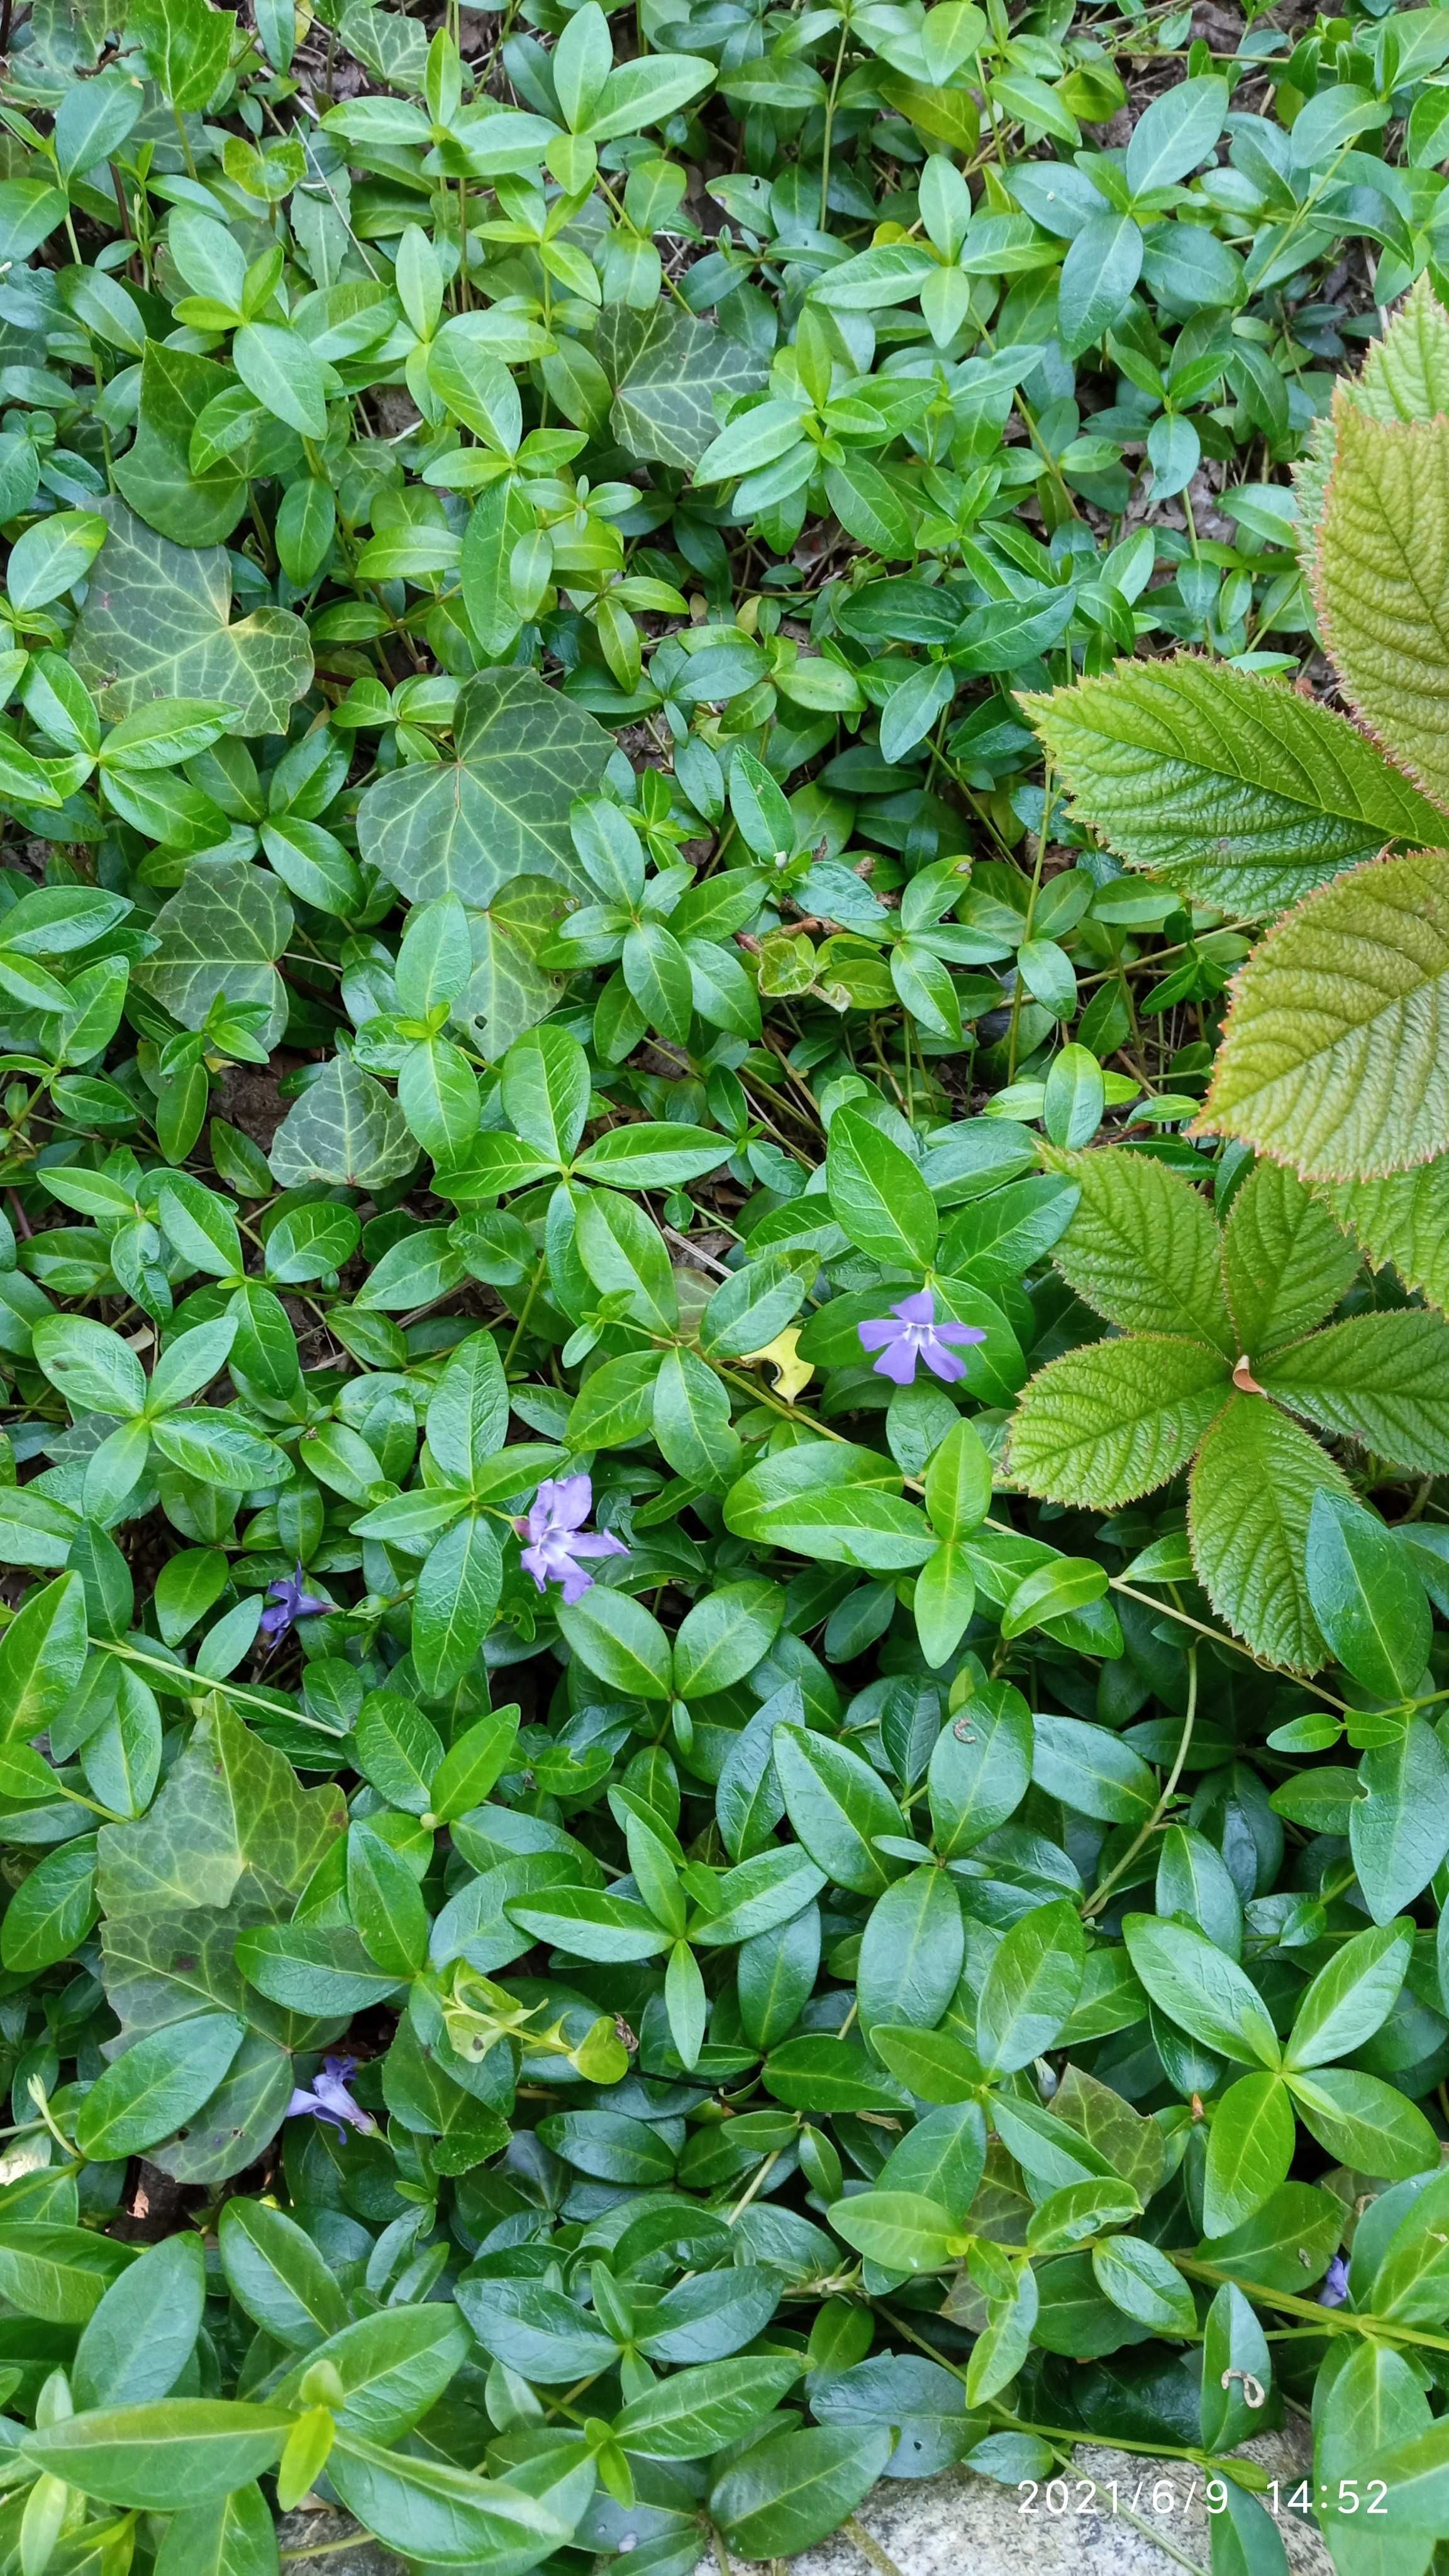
[1319,2255,1350,2309]
[518,1473,629,1605]
[286,2055,376,2137]
[258,1563,330,1648]
[858,1289,987,1386]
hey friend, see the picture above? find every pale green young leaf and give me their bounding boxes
[1199,849,1449,1182]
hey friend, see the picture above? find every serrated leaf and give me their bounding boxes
[1221,1158,1358,1355]
[1258,1309,1449,1471]
[1043,1145,1234,1350]
[1007,1335,1228,1508]
[356,667,611,907]
[1316,399,1449,808]
[1199,848,1449,1182]
[1187,1391,1348,1670]
[1319,1153,1449,1314]
[71,501,311,735]
[1024,652,1449,912]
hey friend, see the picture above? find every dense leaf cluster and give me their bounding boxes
[1,0,1449,2567]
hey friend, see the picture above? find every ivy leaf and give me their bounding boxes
[1007,1336,1229,1509]
[1199,848,1449,1183]
[1187,1391,1348,1671]
[269,1056,416,1191]
[355,669,612,906]
[71,501,312,735]
[1024,653,1449,913]
[133,861,292,1053]
[1317,400,1449,808]
[597,304,767,470]
[462,876,569,1058]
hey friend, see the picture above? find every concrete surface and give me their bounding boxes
[277,2426,1328,2576]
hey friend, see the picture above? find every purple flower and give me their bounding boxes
[518,1473,629,1606]
[285,2055,376,2138]
[858,1289,987,1386]
[1319,2255,1350,2309]
[258,1563,331,1648]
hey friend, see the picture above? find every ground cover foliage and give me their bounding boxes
[6,0,1449,2568]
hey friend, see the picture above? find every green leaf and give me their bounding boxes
[710,2425,894,2557]
[1024,652,1449,911]
[1260,1311,1449,1472]
[72,501,311,734]
[1030,1713,1156,1823]
[826,1106,938,1268]
[1091,2234,1196,2335]
[1124,73,1228,187]
[773,1722,906,1896]
[1058,214,1143,358]
[1202,848,1449,1184]
[1317,401,1449,809]
[1199,2281,1272,2454]
[270,2306,470,2443]
[1041,1146,1233,1350]
[557,1585,672,1698]
[97,1697,345,2057]
[1202,2072,1295,2237]
[0,1570,89,1738]
[0,1834,99,1971]
[0,2224,134,2324]
[1123,1914,1281,2065]
[75,2011,245,2158]
[1284,1918,1412,2067]
[1350,1717,1449,1924]
[218,2195,350,2350]
[153,2483,279,2576]
[134,859,292,1054]
[412,1512,502,1698]
[233,321,328,439]
[23,2401,292,2509]
[927,1679,1033,1855]
[1187,1392,1346,1670]
[1304,1489,1431,1696]
[826,2189,963,2272]
[1285,2066,1438,2179]
[858,1862,963,2035]
[599,303,767,470]
[6,510,109,612]
[1008,1334,1228,1508]
[269,1053,416,1191]
[975,1896,1085,2076]
[613,2352,801,2456]
[575,1123,735,1189]
[1221,1158,1359,1355]
[724,1442,936,1573]
[73,2231,206,2412]
[506,1883,670,1962]
[357,667,611,907]
[923,1416,993,1540]
[113,343,249,545]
